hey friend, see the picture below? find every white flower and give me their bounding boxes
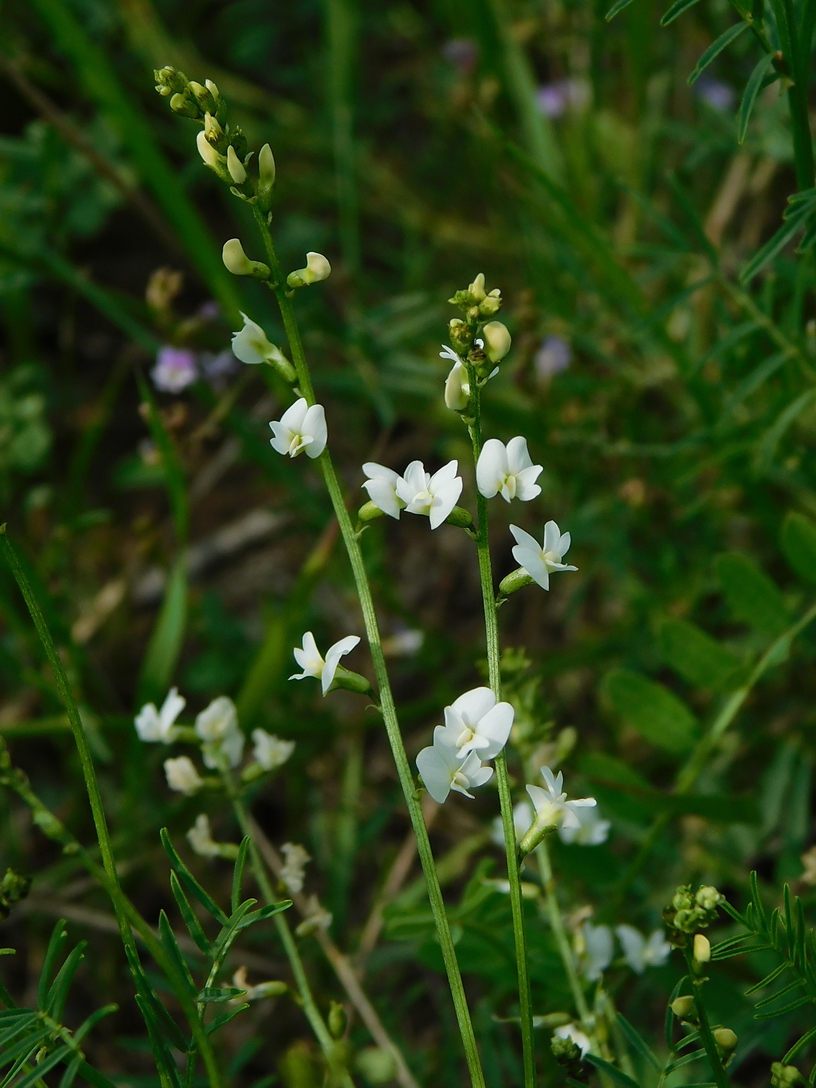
[440,686,514,760]
[558,805,611,846]
[362,462,405,519]
[302,252,331,283]
[195,696,245,769]
[196,130,222,170]
[135,687,185,743]
[482,320,511,362]
[396,460,463,530]
[187,813,221,857]
[258,143,276,190]
[616,926,672,974]
[526,766,596,832]
[580,923,614,981]
[554,1024,591,1057]
[289,631,360,695]
[444,359,470,411]
[226,145,247,185]
[231,312,287,367]
[491,800,534,846]
[164,756,204,795]
[269,398,327,459]
[416,727,493,803]
[252,730,295,770]
[221,238,255,275]
[477,437,543,503]
[509,520,578,591]
[280,842,311,893]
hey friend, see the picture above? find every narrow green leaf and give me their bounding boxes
[738,53,776,143]
[781,512,816,584]
[605,0,638,20]
[754,994,810,1018]
[659,618,741,691]
[37,921,68,1009]
[136,555,188,707]
[72,1004,118,1046]
[585,1054,641,1088]
[157,911,198,1001]
[665,976,689,1050]
[741,212,809,282]
[231,839,251,915]
[719,351,787,423]
[160,829,229,925]
[744,962,788,994]
[756,389,816,474]
[688,23,747,85]
[133,994,184,1088]
[233,900,292,932]
[662,0,704,24]
[205,1004,249,1035]
[46,943,87,1020]
[0,1026,51,1069]
[75,1062,119,1088]
[716,554,789,636]
[666,1049,707,1072]
[197,987,246,1003]
[13,1044,74,1088]
[616,1014,661,1071]
[57,1053,83,1088]
[754,979,804,1009]
[170,871,211,956]
[603,669,700,753]
[783,1027,816,1063]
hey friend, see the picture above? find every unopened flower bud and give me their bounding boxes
[258,143,277,209]
[712,1028,737,1056]
[468,273,486,301]
[695,885,724,912]
[169,91,199,118]
[226,145,247,185]
[287,252,331,289]
[328,1001,347,1039]
[154,66,189,96]
[448,318,472,351]
[692,933,711,963]
[445,505,474,529]
[670,996,697,1022]
[499,566,535,597]
[196,130,223,170]
[358,500,385,522]
[772,1063,805,1087]
[444,361,470,411]
[673,886,694,912]
[187,80,216,113]
[479,289,502,317]
[222,239,270,279]
[482,320,511,363]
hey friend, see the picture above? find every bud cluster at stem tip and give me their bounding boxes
[663,883,724,945]
[154,65,277,212]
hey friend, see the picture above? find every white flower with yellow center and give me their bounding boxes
[509,520,578,590]
[134,687,185,743]
[290,631,360,695]
[416,727,493,803]
[440,686,514,760]
[477,437,542,502]
[362,463,406,519]
[269,398,327,459]
[395,460,463,530]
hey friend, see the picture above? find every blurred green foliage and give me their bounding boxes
[2,0,816,1084]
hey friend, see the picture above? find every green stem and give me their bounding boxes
[535,840,592,1029]
[231,796,355,1088]
[250,207,486,1088]
[0,535,223,1088]
[682,948,731,1088]
[466,377,537,1088]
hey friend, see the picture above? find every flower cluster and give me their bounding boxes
[415,687,514,803]
[362,460,463,529]
[133,690,294,789]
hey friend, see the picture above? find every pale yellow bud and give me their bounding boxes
[692,933,711,963]
[287,251,331,289]
[712,1028,737,1054]
[205,78,220,98]
[222,238,254,276]
[468,272,486,301]
[196,130,221,170]
[482,320,512,363]
[259,143,276,189]
[203,112,223,141]
[444,361,470,411]
[226,145,247,185]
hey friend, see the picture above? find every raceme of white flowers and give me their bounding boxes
[289,631,360,695]
[135,687,185,743]
[362,460,463,529]
[133,689,294,788]
[269,398,327,459]
[509,520,578,591]
[476,437,543,503]
[415,687,514,804]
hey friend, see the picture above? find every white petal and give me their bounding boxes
[475,701,514,759]
[505,436,533,473]
[429,477,463,529]
[134,704,161,742]
[303,403,327,458]
[321,635,361,693]
[616,925,646,974]
[396,461,426,503]
[514,465,543,501]
[363,462,399,484]
[509,524,540,552]
[269,421,291,456]
[451,686,496,724]
[476,440,507,499]
[542,520,561,554]
[429,460,459,489]
[280,398,309,433]
[416,745,453,803]
[558,531,572,558]
[159,687,186,732]
[512,546,549,589]
[362,473,402,518]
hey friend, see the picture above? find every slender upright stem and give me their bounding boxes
[466,376,537,1088]
[250,206,487,1088]
[231,796,356,1088]
[682,948,731,1088]
[0,530,223,1088]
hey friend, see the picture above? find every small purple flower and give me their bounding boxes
[197,300,221,321]
[151,346,198,394]
[695,76,735,113]
[536,79,589,119]
[535,335,571,380]
[200,349,239,389]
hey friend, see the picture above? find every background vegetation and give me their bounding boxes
[2,0,816,1084]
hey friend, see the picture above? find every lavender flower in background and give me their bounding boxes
[536,79,590,119]
[442,38,478,77]
[200,349,238,384]
[694,76,735,113]
[151,346,198,393]
[535,335,571,380]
